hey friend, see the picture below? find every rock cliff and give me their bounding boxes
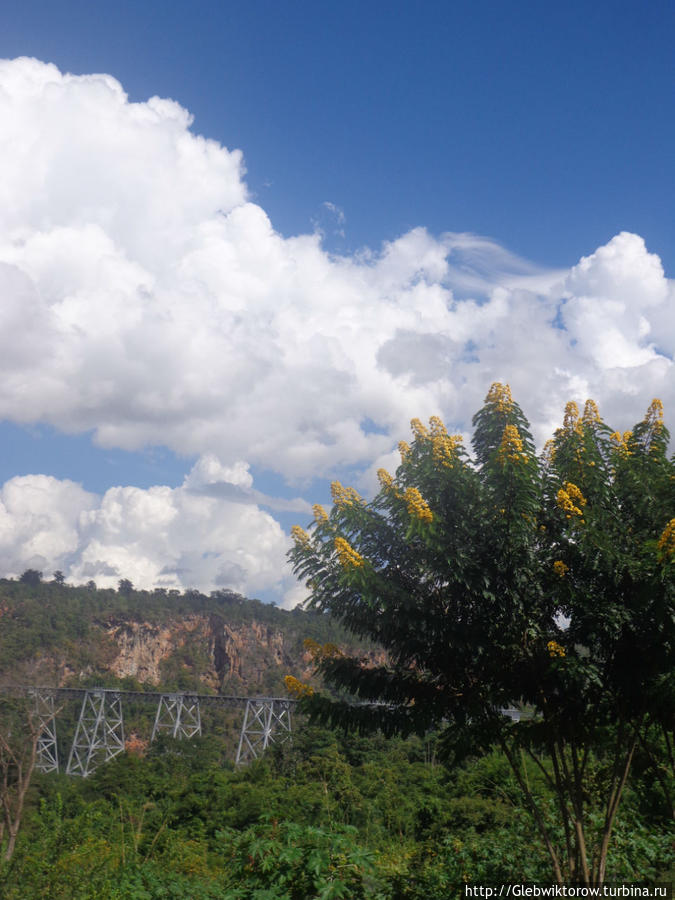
[102,615,306,691]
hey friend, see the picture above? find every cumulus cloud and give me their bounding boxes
[1,58,673,478]
[0,458,297,605]
[0,57,673,602]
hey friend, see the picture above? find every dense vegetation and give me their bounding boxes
[0,563,672,894]
[0,725,672,899]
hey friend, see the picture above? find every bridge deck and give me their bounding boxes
[1,686,297,709]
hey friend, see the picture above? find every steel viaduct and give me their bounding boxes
[2,687,523,779]
[4,687,295,777]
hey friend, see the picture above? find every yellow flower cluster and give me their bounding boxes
[563,401,583,435]
[284,675,314,698]
[330,481,363,507]
[553,560,569,578]
[378,468,409,507]
[303,637,343,660]
[556,482,586,520]
[657,518,675,559]
[334,536,365,569]
[304,637,322,657]
[485,382,513,413]
[429,416,462,469]
[377,468,395,490]
[403,416,463,468]
[410,418,429,440]
[644,398,664,427]
[547,640,566,658]
[312,504,328,524]
[404,487,433,523]
[582,399,602,425]
[497,424,528,464]
[433,433,463,468]
[610,430,633,458]
[291,525,311,547]
[398,440,411,462]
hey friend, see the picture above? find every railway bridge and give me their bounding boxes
[4,686,296,777]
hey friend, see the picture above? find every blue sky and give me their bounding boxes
[4,1,674,266]
[0,1,673,604]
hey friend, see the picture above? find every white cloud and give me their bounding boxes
[0,58,673,603]
[0,475,96,569]
[0,458,297,605]
[184,455,253,491]
[1,58,672,478]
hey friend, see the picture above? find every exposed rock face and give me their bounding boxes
[105,617,201,684]
[214,621,287,683]
[103,615,296,690]
[15,611,384,693]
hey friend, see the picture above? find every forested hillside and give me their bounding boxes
[0,574,366,695]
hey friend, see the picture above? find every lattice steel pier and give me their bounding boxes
[31,689,59,774]
[66,689,126,777]
[236,698,292,764]
[151,693,202,740]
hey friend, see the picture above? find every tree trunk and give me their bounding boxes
[595,735,637,884]
[4,825,18,862]
[0,703,42,862]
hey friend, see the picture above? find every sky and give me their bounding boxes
[0,1,673,606]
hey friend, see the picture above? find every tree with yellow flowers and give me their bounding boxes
[289,385,675,886]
